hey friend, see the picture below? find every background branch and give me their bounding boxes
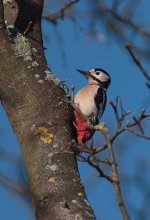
[125,43,150,88]
[43,0,79,24]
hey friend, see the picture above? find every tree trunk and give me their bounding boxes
[0,0,96,219]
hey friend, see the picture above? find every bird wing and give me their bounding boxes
[94,87,107,122]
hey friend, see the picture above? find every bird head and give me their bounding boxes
[77,68,111,90]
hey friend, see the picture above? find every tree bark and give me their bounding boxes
[0,0,96,219]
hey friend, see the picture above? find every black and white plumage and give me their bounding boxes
[74,68,111,143]
[94,87,107,123]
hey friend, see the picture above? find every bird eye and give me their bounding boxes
[95,71,100,75]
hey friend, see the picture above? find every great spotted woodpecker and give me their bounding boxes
[74,68,111,144]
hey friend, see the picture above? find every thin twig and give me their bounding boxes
[0,171,27,195]
[23,21,32,35]
[110,97,131,129]
[103,131,131,220]
[132,116,144,134]
[125,43,150,88]
[60,0,80,19]
[126,128,150,139]
[71,140,92,154]
[94,156,112,166]
[43,0,80,23]
[88,156,113,183]
[97,7,150,41]
[71,85,75,103]
[61,79,68,83]
[110,97,120,125]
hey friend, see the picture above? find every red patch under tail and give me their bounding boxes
[74,111,91,144]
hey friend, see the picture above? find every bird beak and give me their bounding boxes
[77,69,89,78]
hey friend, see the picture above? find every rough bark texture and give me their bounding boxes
[0,0,96,219]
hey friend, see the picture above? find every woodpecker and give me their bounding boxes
[74,68,111,144]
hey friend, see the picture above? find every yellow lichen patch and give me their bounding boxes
[34,127,54,144]
[40,133,53,144]
[95,123,108,133]
[38,79,44,84]
[77,192,84,197]
[34,127,48,135]
[48,177,57,183]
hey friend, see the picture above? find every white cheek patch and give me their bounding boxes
[100,73,109,81]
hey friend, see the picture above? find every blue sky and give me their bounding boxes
[0,1,150,219]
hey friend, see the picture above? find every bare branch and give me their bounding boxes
[60,0,80,19]
[87,156,113,183]
[71,85,75,103]
[94,157,112,166]
[103,131,131,220]
[126,128,150,139]
[133,116,144,134]
[110,10,150,40]
[43,0,80,24]
[97,7,150,41]
[0,171,28,196]
[110,97,120,125]
[125,43,150,88]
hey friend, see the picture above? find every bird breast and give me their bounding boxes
[74,85,98,117]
